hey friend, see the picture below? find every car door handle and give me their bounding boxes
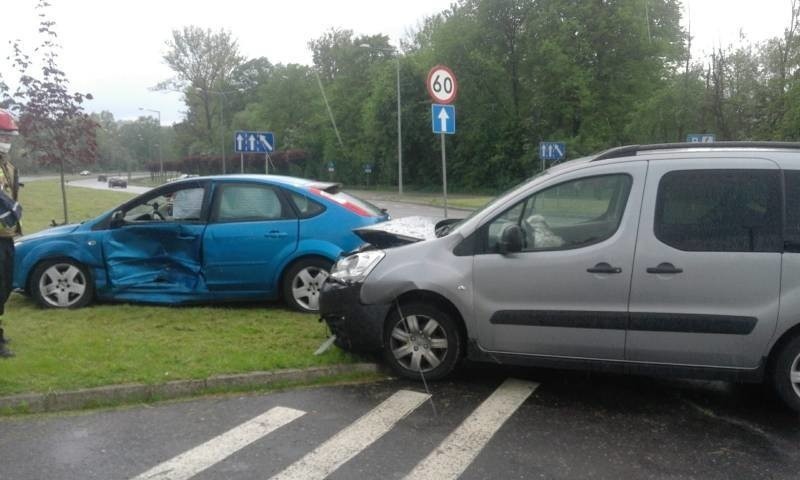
[646,263,683,274]
[177,235,197,240]
[587,262,622,274]
[265,230,288,238]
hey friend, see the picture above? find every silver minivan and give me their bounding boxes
[320,142,800,411]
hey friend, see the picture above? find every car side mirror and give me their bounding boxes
[498,224,524,254]
[110,210,125,228]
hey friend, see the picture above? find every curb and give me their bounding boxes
[0,363,381,415]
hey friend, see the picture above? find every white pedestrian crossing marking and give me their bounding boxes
[270,389,431,480]
[130,406,306,480]
[404,378,538,480]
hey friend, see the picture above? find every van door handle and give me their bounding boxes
[265,230,288,238]
[587,263,622,274]
[646,263,683,274]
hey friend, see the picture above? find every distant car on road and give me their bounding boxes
[97,174,107,182]
[107,177,127,188]
[79,170,91,176]
[13,175,388,313]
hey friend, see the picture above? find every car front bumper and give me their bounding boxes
[319,281,391,353]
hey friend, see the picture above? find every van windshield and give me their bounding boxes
[438,170,550,237]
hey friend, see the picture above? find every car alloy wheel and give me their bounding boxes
[771,334,800,412]
[383,302,461,380]
[291,266,329,311]
[282,258,333,313]
[37,262,90,308]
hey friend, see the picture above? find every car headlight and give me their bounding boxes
[330,250,385,283]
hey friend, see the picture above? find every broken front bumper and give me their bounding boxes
[319,281,391,353]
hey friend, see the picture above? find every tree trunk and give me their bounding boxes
[59,158,68,224]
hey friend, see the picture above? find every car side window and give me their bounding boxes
[288,191,326,218]
[654,169,782,252]
[486,174,632,252]
[213,184,290,222]
[123,186,205,223]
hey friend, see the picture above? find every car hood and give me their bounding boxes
[16,223,81,243]
[353,216,460,248]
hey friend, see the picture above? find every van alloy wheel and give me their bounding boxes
[383,302,461,380]
[389,314,449,373]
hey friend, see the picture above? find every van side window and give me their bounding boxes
[654,170,781,253]
[486,174,632,252]
[784,171,800,251]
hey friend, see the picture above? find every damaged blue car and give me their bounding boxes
[13,175,388,312]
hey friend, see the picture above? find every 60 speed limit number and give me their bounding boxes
[427,65,458,104]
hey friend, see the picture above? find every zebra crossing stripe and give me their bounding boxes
[130,406,306,480]
[404,378,539,480]
[270,389,431,480]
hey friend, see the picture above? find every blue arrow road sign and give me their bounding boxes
[539,141,566,161]
[234,131,275,153]
[432,104,456,134]
[687,133,715,143]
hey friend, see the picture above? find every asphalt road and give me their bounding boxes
[67,177,151,196]
[1,364,798,480]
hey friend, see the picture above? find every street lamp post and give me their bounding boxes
[139,108,163,179]
[360,44,403,195]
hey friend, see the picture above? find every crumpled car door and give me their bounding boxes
[103,222,206,295]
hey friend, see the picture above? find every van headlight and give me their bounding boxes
[330,250,385,283]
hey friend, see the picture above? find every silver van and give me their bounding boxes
[320,142,800,411]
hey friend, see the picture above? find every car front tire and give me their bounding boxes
[383,302,461,381]
[30,259,94,309]
[282,257,333,313]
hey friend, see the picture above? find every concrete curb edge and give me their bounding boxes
[0,363,381,414]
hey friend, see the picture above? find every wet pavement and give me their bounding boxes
[1,363,798,480]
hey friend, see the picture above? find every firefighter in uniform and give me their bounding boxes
[0,109,22,358]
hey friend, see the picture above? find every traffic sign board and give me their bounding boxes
[432,104,456,134]
[235,131,275,153]
[363,164,373,174]
[426,65,458,104]
[327,161,335,173]
[539,142,566,161]
[687,133,715,143]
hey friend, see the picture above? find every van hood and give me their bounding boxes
[353,216,462,248]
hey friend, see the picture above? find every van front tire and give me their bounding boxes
[383,302,461,381]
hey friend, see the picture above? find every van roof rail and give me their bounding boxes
[592,142,800,162]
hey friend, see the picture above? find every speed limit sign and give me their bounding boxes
[427,65,458,104]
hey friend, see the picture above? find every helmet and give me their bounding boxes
[0,110,19,136]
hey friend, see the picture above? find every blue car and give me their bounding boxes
[13,175,388,312]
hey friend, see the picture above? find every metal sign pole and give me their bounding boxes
[441,133,448,218]
[241,153,244,174]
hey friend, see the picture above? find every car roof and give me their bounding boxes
[169,174,339,190]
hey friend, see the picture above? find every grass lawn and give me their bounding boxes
[0,295,353,396]
[19,179,136,233]
[1,179,358,397]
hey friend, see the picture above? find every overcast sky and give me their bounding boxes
[0,0,794,125]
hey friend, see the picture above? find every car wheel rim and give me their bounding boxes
[39,264,87,308]
[790,353,800,399]
[389,314,448,374]
[291,266,329,311]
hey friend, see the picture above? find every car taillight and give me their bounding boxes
[309,187,371,216]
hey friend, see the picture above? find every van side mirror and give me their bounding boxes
[110,210,125,228]
[498,224,524,254]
